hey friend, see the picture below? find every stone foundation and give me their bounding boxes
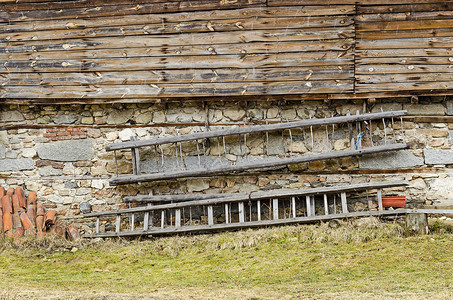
[2,97,453,232]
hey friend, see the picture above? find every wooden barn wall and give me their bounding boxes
[1,0,453,103]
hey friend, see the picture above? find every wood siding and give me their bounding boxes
[1,0,453,103]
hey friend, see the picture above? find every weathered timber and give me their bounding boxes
[0,0,266,22]
[0,40,354,61]
[356,10,453,23]
[0,52,354,73]
[357,57,453,65]
[356,73,453,84]
[356,64,453,74]
[123,193,245,203]
[83,210,411,238]
[357,28,453,40]
[109,144,409,185]
[1,67,352,86]
[0,5,355,35]
[357,2,453,14]
[0,16,353,42]
[356,48,453,58]
[106,110,407,151]
[358,19,453,32]
[356,37,453,50]
[405,213,428,235]
[0,81,354,99]
[356,82,453,93]
[85,181,409,218]
[1,27,355,53]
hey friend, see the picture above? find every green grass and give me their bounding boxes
[0,217,452,299]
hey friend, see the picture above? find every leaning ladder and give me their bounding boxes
[83,180,408,238]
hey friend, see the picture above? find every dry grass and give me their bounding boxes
[0,217,452,299]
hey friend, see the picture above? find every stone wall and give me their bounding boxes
[1,97,453,231]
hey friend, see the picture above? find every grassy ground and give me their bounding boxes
[0,217,452,299]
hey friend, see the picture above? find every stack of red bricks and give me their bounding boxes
[0,186,79,240]
[43,128,87,141]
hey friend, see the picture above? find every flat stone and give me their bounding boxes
[86,128,101,138]
[267,108,279,119]
[53,114,78,124]
[223,108,246,121]
[0,144,5,159]
[424,149,453,165]
[187,178,209,192]
[135,112,153,124]
[0,158,34,171]
[37,139,93,161]
[426,177,453,206]
[5,150,18,159]
[39,166,63,176]
[107,109,134,125]
[22,148,36,158]
[359,150,424,169]
[91,179,104,189]
[118,128,134,141]
[153,111,166,123]
[0,111,25,122]
[371,103,403,113]
[65,181,78,189]
[404,103,446,116]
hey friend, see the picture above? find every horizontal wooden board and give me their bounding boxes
[356,73,453,84]
[0,40,354,61]
[357,48,453,58]
[356,37,453,49]
[1,51,353,73]
[357,56,453,65]
[0,66,353,86]
[2,27,355,53]
[0,16,353,43]
[356,64,453,74]
[357,28,453,40]
[356,10,453,22]
[357,3,453,14]
[0,80,354,98]
[0,0,266,22]
[358,19,453,32]
[270,0,453,6]
[0,6,355,34]
[356,81,453,93]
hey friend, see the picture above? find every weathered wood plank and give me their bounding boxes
[356,10,453,23]
[0,40,354,61]
[124,193,244,203]
[83,210,411,238]
[108,144,408,185]
[357,48,453,58]
[356,37,453,50]
[357,2,453,14]
[0,0,266,22]
[0,5,355,34]
[356,73,453,84]
[270,0,453,6]
[84,181,409,218]
[357,56,453,65]
[0,67,353,86]
[358,19,453,32]
[356,64,453,74]
[357,28,453,40]
[0,16,353,42]
[356,81,453,93]
[1,27,355,53]
[106,111,407,151]
[0,51,354,73]
[0,80,354,99]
